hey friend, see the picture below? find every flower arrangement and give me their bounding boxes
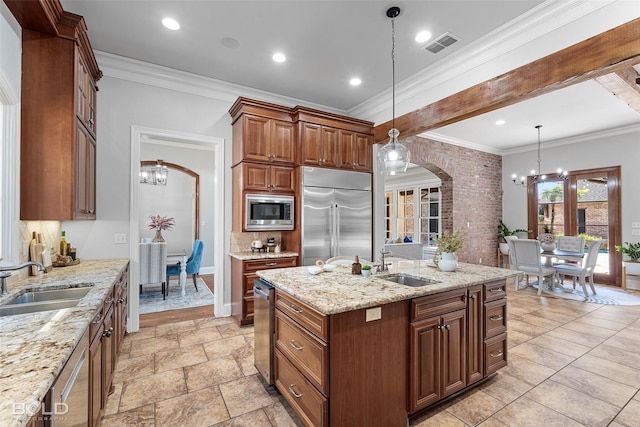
[148,214,175,231]
[436,230,465,253]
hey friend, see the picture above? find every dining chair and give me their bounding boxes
[166,239,204,294]
[139,242,167,298]
[511,239,556,295]
[556,236,586,263]
[553,240,604,296]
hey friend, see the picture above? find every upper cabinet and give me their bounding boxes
[293,106,374,173]
[230,98,296,166]
[8,2,103,220]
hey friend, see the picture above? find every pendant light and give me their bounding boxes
[378,6,410,176]
[512,125,568,187]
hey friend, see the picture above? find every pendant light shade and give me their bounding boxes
[378,6,410,176]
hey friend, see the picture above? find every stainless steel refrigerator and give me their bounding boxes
[301,166,372,266]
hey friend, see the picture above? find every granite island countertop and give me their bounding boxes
[257,260,517,315]
[0,258,129,427]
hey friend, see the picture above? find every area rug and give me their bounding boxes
[139,277,214,314]
[517,281,640,305]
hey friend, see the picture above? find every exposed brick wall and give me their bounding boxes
[403,136,503,265]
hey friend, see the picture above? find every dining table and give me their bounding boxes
[541,248,584,292]
[166,249,188,297]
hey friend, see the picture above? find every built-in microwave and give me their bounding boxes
[245,194,294,231]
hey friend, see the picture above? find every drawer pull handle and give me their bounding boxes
[93,315,104,324]
[288,384,303,398]
[289,340,303,351]
[490,351,504,358]
[490,315,503,321]
[439,324,450,331]
[118,298,125,303]
[288,305,303,314]
[469,294,476,300]
[489,289,504,294]
[265,262,278,266]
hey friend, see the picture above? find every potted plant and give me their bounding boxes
[497,220,530,254]
[361,264,372,278]
[615,241,640,275]
[436,230,465,272]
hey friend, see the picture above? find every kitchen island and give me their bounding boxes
[0,259,129,427]
[257,260,517,426]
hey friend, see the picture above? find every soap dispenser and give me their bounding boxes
[351,256,362,275]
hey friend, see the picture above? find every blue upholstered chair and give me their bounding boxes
[166,240,204,294]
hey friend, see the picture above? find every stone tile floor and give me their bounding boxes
[103,284,640,426]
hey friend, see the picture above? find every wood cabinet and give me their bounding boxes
[299,122,339,168]
[18,13,102,220]
[88,309,104,427]
[274,290,408,426]
[25,405,44,427]
[231,257,297,325]
[236,162,295,194]
[338,130,372,172]
[409,281,508,414]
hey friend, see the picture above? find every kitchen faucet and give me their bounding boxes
[0,262,45,295]
[375,249,392,273]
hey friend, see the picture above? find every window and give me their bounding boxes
[385,185,440,244]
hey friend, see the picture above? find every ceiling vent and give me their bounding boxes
[424,32,460,54]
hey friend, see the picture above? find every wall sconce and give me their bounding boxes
[140,160,168,185]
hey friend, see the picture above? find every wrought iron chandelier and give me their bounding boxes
[378,6,410,176]
[512,125,568,187]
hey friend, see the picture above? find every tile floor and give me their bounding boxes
[103,284,640,426]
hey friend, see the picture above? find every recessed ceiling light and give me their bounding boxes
[162,17,180,30]
[349,78,362,86]
[495,119,506,126]
[272,53,286,63]
[221,37,240,49]
[415,31,432,43]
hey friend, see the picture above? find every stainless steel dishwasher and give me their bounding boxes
[254,278,275,385]
[46,327,89,426]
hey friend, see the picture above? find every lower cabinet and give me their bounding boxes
[409,281,508,414]
[231,256,297,325]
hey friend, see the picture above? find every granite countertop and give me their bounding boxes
[229,250,298,260]
[0,258,129,427]
[257,260,517,315]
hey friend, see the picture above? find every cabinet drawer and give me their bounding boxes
[275,349,328,427]
[276,310,328,394]
[484,299,507,338]
[243,295,254,320]
[244,257,297,272]
[484,280,507,302]
[244,272,259,295]
[484,333,507,375]
[276,290,328,340]
[412,288,466,322]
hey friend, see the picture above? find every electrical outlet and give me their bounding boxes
[632,222,640,229]
[114,234,127,244]
[366,307,382,322]
[632,229,640,236]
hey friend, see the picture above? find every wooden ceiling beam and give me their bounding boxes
[374,18,640,143]
[595,67,640,112]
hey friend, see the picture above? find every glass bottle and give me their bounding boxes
[60,231,67,256]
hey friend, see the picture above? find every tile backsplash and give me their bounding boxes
[19,221,62,262]
[229,231,282,253]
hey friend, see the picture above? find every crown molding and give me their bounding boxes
[95,51,346,115]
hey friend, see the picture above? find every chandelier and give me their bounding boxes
[377,6,410,176]
[140,160,168,185]
[512,125,568,187]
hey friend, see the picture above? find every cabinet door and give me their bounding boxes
[409,316,440,412]
[242,162,270,191]
[102,304,115,406]
[75,123,96,219]
[88,79,97,135]
[270,120,295,163]
[338,130,356,169]
[89,328,103,426]
[354,133,372,172]
[467,285,484,385]
[242,115,271,162]
[300,122,323,166]
[321,127,339,168]
[270,165,295,194]
[76,55,89,125]
[441,309,467,398]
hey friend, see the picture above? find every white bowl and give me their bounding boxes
[308,266,322,275]
[322,264,336,272]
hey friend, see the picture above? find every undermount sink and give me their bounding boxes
[5,285,93,305]
[380,274,441,287]
[0,299,82,317]
[0,284,93,317]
